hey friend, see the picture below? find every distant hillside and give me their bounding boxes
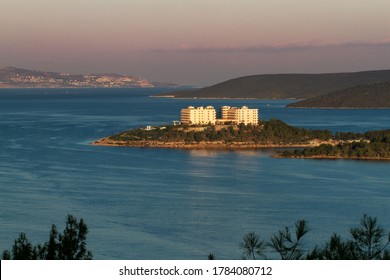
[287,82,390,108]
[158,70,390,99]
[0,66,177,88]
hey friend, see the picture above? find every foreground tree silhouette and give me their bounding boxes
[240,232,266,260]
[207,253,215,260]
[270,219,310,260]
[2,233,35,260]
[350,214,390,260]
[237,215,390,260]
[2,215,92,260]
[45,225,59,260]
[307,234,356,260]
[308,215,390,260]
[57,215,91,260]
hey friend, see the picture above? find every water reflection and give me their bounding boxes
[187,148,277,158]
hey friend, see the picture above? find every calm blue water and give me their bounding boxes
[0,88,389,259]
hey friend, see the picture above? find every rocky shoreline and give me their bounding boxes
[273,154,390,161]
[91,137,336,150]
[91,138,390,161]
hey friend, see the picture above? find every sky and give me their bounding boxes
[1,0,390,86]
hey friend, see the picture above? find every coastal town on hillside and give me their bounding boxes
[0,67,176,88]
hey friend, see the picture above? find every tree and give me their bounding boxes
[350,214,390,260]
[240,232,266,260]
[2,233,34,260]
[45,225,59,260]
[57,215,92,260]
[2,214,92,260]
[270,219,310,260]
[307,234,355,260]
[307,215,390,260]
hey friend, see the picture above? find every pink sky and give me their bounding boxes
[1,0,390,85]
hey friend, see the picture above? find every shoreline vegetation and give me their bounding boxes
[91,119,390,161]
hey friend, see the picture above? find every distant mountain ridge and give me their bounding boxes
[287,81,390,108]
[0,67,177,88]
[160,69,390,99]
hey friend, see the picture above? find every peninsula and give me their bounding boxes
[157,69,390,99]
[276,129,390,160]
[287,81,390,108]
[156,69,390,109]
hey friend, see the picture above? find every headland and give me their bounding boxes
[92,119,390,161]
[92,119,340,150]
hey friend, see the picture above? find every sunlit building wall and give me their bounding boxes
[181,105,258,125]
[181,106,216,124]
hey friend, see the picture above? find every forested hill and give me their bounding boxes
[287,82,390,108]
[158,70,390,99]
[0,66,177,88]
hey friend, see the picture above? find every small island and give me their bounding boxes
[92,119,338,149]
[92,121,390,161]
[92,105,390,161]
[93,105,332,149]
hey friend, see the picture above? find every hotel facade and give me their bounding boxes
[180,106,217,125]
[181,105,258,125]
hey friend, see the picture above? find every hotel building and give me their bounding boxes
[181,105,258,125]
[220,106,259,125]
[180,106,217,125]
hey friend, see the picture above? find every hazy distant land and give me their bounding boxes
[0,67,177,88]
[3,67,390,108]
[158,69,390,108]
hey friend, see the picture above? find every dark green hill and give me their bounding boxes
[158,70,390,99]
[287,82,390,108]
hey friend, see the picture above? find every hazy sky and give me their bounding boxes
[1,0,390,85]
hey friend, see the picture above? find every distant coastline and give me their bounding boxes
[152,95,265,100]
[0,66,177,89]
[285,106,390,110]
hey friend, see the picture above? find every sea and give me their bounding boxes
[0,88,389,260]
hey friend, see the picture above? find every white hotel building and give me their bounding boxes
[180,106,217,125]
[181,105,259,125]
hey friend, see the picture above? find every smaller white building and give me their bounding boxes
[220,106,259,125]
